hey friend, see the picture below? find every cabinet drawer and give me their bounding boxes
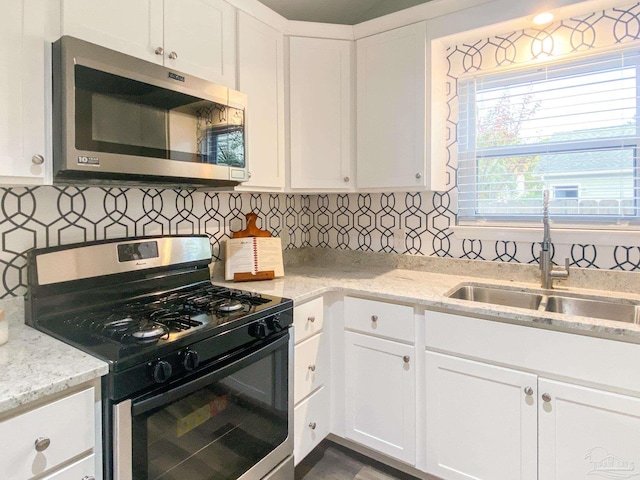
[0,388,95,479]
[294,297,324,344]
[42,454,95,480]
[294,332,329,403]
[344,296,414,343]
[294,386,330,465]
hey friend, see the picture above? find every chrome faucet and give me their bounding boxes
[540,190,570,289]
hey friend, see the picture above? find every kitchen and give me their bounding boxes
[2,0,640,479]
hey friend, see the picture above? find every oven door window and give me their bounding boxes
[74,65,245,168]
[131,337,288,480]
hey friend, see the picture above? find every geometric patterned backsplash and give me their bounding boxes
[1,184,640,297]
[305,192,640,272]
[2,186,640,298]
[0,186,311,298]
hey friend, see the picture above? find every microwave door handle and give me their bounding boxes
[132,332,289,416]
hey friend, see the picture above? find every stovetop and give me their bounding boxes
[34,282,291,371]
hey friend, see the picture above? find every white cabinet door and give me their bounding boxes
[425,351,537,480]
[289,37,353,190]
[236,12,285,191]
[345,332,415,464]
[356,23,426,189]
[61,0,163,63]
[164,0,236,86]
[0,0,54,185]
[62,0,235,86]
[539,378,640,480]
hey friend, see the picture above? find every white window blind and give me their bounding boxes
[457,49,640,226]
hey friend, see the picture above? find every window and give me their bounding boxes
[457,49,640,226]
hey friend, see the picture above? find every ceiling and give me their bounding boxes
[257,0,434,25]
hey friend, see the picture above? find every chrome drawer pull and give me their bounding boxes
[308,364,316,372]
[524,386,534,396]
[308,316,315,323]
[34,437,50,452]
[309,422,317,430]
[371,315,378,323]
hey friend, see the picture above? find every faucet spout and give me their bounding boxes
[540,190,569,289]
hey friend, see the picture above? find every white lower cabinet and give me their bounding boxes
[293,297,330,465]
[0,387,96,480]
[425,349,640,480]
[344,331,415,464]
[294,386,330,464]
[539,378,640,480]
[425,351,537,480]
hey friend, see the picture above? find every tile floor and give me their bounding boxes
[295,441,419,480]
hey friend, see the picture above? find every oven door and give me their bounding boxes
[113,332,292,480]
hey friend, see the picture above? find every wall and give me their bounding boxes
[0,186,311,298]
[301,1,640,272]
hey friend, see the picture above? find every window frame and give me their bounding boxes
[456,49,640,228]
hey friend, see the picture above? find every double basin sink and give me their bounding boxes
[447,284,640,324]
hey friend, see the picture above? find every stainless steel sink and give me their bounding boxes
[446,283,640,324]
[545,295,639,324]
[447,285,543,310]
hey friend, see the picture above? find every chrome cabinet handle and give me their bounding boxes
[542,393,552,402]
[415,172,422,179]
[344,176,350,182]
[371,315,378,323]
[34,437,50,452]
[169,51,178,60]
[155,46,164,55]
[247,171,252,178]
[32,154,44,165]
[309,422,316,430]
[403,355,410,363]
[308,364,316,372]
[308,316,315,323]
[524,386,534,396]
[82,477,96,480]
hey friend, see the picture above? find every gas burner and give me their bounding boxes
[130,322,169,343]
[215,299,245,313]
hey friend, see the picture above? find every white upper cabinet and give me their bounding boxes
[236,12,285,191]
[356,22,427,190]
[163,0,236,86]
[289,37,354,191]
[61,0,236,86]
[0,0,56,185]
[61,0,163,63]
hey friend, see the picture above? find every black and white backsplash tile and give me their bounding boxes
[0,187,311,298]
[304,193,640,272]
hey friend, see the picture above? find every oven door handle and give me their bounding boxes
[132,331,289,416]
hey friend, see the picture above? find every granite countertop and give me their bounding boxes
[213,249,640,345]
[0,297,108,415]
[3,247,640,417]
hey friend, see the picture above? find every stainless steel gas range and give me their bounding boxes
[25,235,294,480]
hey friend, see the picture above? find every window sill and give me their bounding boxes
[451,225,640,246]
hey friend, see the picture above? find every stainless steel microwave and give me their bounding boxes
[52,36,248,187]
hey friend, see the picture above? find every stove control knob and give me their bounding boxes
[249,321,267,339]
[152,360,172,383]
[266,314,283,332]
[182,349,200,371]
